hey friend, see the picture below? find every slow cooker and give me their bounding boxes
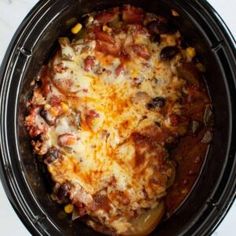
[0,0,235,235]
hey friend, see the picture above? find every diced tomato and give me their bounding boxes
[169,114,180,126]
[53,63,66,73]
[94,31,115,44]
[28,126,43,138]
[132,44,150,59]
[83,109,100,130]
[92,194,111,212]
[120,52,130,62]
[52,77,77,95]
[74,203,87,217]
[39,66,51,96]
[58,133,76,146]
[122,5,144,24]
[115,63,124,76]
[84,56,95,72]
[25,107,48,137]
[42,82,51,97]
[50,95,61,106]
[96,40,120,56]
[95,7,120,24]
[87,109,99,118]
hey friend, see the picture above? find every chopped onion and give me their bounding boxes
[203,105,213,127]
[201,130,212,144]
[72,209,80,221]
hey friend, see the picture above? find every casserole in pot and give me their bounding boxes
[0,0,235,236]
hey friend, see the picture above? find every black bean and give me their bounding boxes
[165,137,179,151]
[146,97,166,109]
[147,20,177,35]
[180,37,190,49]
[159,21,177,34]
[192,54,203,64]
[151,33,161,43]
[57,183,71,202]
[40,108,56,126]
[160,46,179,60]
[147,20,160,34]
[44,147,60,164]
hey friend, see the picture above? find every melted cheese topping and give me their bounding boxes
[48,37,181,191]
[25,6,196,234]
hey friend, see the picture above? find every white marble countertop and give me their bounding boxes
[0,0,235,235]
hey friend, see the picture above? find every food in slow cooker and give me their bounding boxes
[25,5,212,235]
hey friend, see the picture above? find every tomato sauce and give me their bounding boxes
[166,130,209,214]
[166,83,212,214]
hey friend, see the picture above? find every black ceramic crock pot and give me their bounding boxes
[0,0,235,235]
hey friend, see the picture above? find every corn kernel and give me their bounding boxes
[50,107,59,116]
[71,23,82,34]
[64,204,74,214]
[44,103,51,110]
[61,102,69,113]
[186,47,196,59]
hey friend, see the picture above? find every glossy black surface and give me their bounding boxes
[0,0,235,235]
